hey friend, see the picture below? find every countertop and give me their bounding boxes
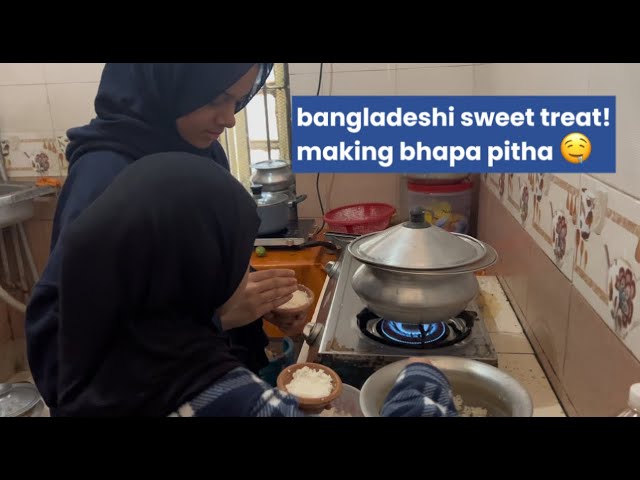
[297,275,566,417]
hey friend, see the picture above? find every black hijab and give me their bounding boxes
[56,152,260,417]
[66,63,273,168]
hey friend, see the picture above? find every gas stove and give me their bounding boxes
[305,246,498,388]
[254,219,317,247]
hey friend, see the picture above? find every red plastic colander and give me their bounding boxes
[323,203,396,235]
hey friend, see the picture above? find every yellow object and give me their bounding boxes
[560,132,592,164]
[425,201,452,226]
[255,246,267,257]
[36,177,62,188]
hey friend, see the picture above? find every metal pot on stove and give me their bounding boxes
[252,184,290,235]
[347,207,498,324]
[252,160,307,221]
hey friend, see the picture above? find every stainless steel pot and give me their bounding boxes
[351,266,480,324]
[251,160,307,221]
[251,160,295,193]
[0,382,44,417]
[252,184,289,235]
[347,207,498,324]
[360,357,533,417]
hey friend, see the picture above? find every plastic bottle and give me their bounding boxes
[618,383,640,417]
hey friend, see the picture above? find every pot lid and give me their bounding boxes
[251,185,289,207]
[348,207,487,270]
[253,160,290,171]
[0,383,41,417]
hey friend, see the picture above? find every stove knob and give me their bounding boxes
[324,261,339,278]
[303,322,324,346]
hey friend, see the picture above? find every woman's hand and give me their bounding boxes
[219,269,297,330]
[263,310,309,336]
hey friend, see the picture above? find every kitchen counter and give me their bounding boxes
[297,275,566,417]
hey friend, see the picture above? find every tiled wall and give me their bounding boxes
[288,63,475,219]
[0,64,103,380]
[0,63,102,178]
[476,63,640,415]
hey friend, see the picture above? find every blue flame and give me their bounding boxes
[380,320,447,345]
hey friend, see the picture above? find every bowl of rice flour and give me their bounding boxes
[277,362,342,413]
[273,284,315,317]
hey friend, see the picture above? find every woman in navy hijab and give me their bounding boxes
[56,152,457,417]
[25,64,301,414]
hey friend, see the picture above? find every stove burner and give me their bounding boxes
[357,308,476,349]
[378,320,447,345]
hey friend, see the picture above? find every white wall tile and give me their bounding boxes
[526,174,581,280]
[0,133,60,177]
[0,85,53,134]
[288,63,321,75]
[289,73,325,96]
[330,63,395,72]
[0,63,45,86]
[47,83,98,132]
[43,63,104,84]
[572,174,640,361]
[397,66,473,95]
[588,63,640,201]
[397,63,474,69]
[325,70,396,95]
[473,63,589,95]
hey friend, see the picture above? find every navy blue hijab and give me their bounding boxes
[66,63,273,167]
[57,153,260,416]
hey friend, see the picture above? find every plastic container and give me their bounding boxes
[407,181,473,234]
[617,383,640,417]
[259,337,295,387]
[323,203,395,235]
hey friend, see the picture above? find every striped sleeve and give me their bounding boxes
[380,363,458,417]
[169,367,305,417]
[170,363,458,417]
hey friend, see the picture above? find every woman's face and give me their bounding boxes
[176,65,261,149]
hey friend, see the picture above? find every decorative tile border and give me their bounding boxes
[575,264,608,304]
[0,134,66,178]
[533,222,552,246]
[606,208,640,237]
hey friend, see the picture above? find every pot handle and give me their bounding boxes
[288,194,308,207]
[290,240,339,251]
[406,207,432,229]
[251,184,263,197]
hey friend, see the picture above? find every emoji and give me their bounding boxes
[561,133,592,164]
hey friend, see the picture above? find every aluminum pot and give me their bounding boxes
[252,184,289,235]
[251,160,295,193]
[360,357,533,417]
[251,160,308,221]
[351,265,480,324]
[347,207,498,324]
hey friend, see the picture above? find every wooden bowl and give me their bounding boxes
[273,284,315,317]
[277,362,343,413]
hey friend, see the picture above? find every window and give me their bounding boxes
[219,63,291,188]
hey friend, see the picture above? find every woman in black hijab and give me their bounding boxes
[26,64,300,412]
[56,152,458,417]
